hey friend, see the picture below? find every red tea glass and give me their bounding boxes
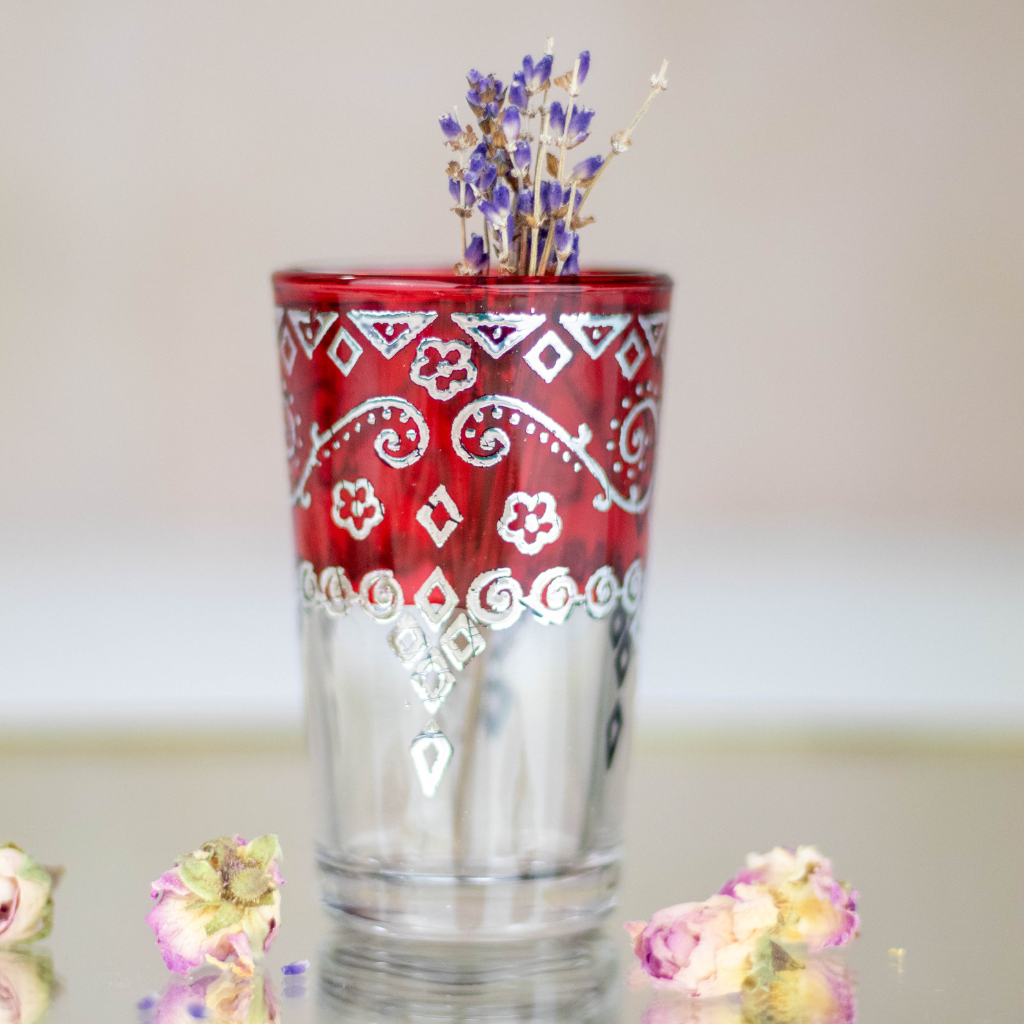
[273,268,672,940]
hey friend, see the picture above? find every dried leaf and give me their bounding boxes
[492,130,508,150]
[571,215,595,230]
[553,71,574,92]
[446,161,461,179]
[546,153,560,178]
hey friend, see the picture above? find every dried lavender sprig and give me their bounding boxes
[538,55,582,274]
[575,59,669,219]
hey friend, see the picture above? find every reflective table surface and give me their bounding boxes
[1,730,1021,1022]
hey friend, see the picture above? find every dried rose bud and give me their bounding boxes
[0,949,54,1024]
[0,846,59,947]
[146,835,283,976]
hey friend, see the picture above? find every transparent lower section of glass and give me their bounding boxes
[303,601,637,941]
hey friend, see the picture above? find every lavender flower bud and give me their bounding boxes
[463,234,488,273]
[539,180,565,216]
[554,219,575,259]
[548,101,566,138]
[562,235,580,275]
[567,107,594,147]
[577,51,590,85]
[501,107,521,142]
[570,155,604,182]
[448,178,476,208]
[512,140,531,172]
[509,73,528,111]
[522,53,553,93]
[438,114,461,141]
[516,188,534,215]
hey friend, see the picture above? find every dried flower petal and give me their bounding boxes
[0,845,59,947]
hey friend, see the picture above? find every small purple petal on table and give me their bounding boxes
[186,1001,208,1019]
[282,960,310,975]
[283,983,307,998]
[136,992,159,1011]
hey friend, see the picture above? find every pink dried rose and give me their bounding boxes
[0,845,61,947]
[720,846,859,952]
[146,836,283,976]
[625,885,780,997]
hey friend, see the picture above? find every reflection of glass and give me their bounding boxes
[638,955,857,1024]
[152,968,278,1024]
[318,924,620,1023]
[0,950,54,1024]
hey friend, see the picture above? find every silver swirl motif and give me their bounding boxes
[619,398,658,466]
[358,569,405,623]
[291,397,429,507]
[522,566,581,626]
[622,559,644,615]
[299,560,321,609]
[319,566,354,615]
[451,395,655,515]
[467,568,524,630]
[584,566,619,619]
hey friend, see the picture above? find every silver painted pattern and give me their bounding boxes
[440,612,487,670]
[410,721,453,797]
[326,327,363,376]
[347,310,438,359]
[615,329,648,381]
[496,490,562,555]
[584,565,619,619]
[559,312,632,359]
[409,336,477,400]
[522,566,582,626]
[358,569,404,623]
[622,558,644,614]
[415,484,463,548]
[414,566,459,631]
[523,330,574,383]
[450,312,546,359]
[291,397,429,508]
[330,478,385,540]
[451,395,656,515]
[637,311,669,356]
[466,568,525,630]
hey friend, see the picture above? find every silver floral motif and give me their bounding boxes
[292,397,429,507]
[584,565,619,619]
[327,327,363,376]
[409,336,477,400]
[347,310,438,359]
[415,484,463,548]
[331,478,385,540]
[637,311,669,356]
[559,312,632,359]
[450,312,546,358]
[410,721,453,797]
[522,566,581,625]
[615,329,647,380]
[523,330,574,383]
[497,491,562,555]
[452,395,656,515]
[440,612,487,670]
[319,565,355,614]
[466,568,525,630]
[414,566,459,631]
[358,569,404,623]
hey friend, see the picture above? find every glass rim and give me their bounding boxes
[273,265,672,290]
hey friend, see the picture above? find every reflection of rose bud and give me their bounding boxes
[0,950,54,1024]
[742,955,856,1024]
[155,968,278,1024]
[0,845,61,947]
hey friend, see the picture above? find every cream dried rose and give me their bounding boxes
[625,885,780,997]
[720,846,859,952]
[0,846,59,948]
[0,950,54,1024]
[146,835,283,976]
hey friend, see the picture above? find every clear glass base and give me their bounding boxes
[317,851,621,941]
[318,924,620,1022]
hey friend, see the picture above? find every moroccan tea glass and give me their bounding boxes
[272,268,672,940]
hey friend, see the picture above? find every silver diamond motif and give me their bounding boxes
[415,484,463,548]
[524,330,573,383]
[278,316,298,374]
[637,311,669,356]
[327,327,363,376]
[388,612,429,668]
[410,721,453,797]
[615,329,647,381]
[440,612,487,670]
[409,648,456,712]
[414,566,458,630]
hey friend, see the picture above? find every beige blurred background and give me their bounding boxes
[1,0,1022,731]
